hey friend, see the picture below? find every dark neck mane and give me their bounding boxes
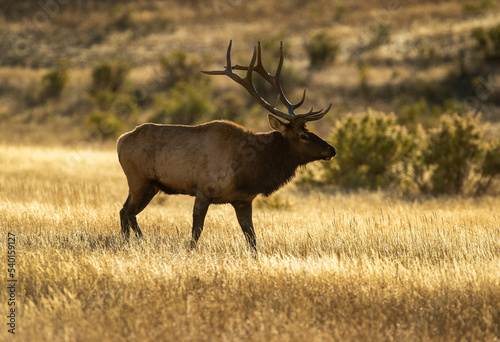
[234,132,300,196]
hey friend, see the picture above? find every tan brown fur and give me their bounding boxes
[117,118,335,251]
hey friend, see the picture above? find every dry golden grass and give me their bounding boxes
[0,144,499,341]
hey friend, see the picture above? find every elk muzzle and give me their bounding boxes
[321,145,337,160]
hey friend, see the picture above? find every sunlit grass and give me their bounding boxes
[0,144,499,341]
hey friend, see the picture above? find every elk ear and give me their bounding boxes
[268,114,289,134]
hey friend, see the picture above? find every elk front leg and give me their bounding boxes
[190,194,210,249]
[232,201,257,253]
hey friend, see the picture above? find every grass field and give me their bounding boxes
[1,144,499,341]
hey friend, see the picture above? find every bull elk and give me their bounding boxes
[117,41,336,252]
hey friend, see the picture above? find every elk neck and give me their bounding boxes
[233,131,301,197]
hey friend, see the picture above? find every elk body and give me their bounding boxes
[118,41,336,252]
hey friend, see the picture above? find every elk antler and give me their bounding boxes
[202,40,331,124]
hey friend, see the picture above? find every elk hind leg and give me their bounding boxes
[121,181,158,238]
[120,196,132,238]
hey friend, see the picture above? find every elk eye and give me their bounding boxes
[299,133,309,142]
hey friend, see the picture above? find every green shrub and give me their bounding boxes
[107,5,135,31]
[369,23,391,47]
[110,93,139,122]
[472,27,490,53]
[462,0,496,16]
[152,81,213,125]
[158,50,203,89]
[335,4,348,21]
[84,110,124,140]
[88,90,138,117]
[306,30,340,68]
[482,141,500,178]
[323,110,422,192]
[476,140,500,194]
[471,24,500,58]
[398,97,450,129]
[39,61,69,101]
[260,33,289,53]
[423,113,484,195]
[86,89,118,109]
[358,62,370,94]
[417,46,441,64]
[399,98,431,125]
[298,110,498,195]
[212,91,248,122]
[89,60,130,95]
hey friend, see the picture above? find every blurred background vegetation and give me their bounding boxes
[1,0,499,195]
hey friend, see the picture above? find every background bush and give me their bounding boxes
[301,110,500,195]
[462,0,496,16]
[158,50,204,89]
[368,23,391,47]
[471,23,500,59]
[85,59,137,139]
[322,110,422,192]
[84,110,125,141]
[477,141,500,194]
[423,113,484,195]
[89,59,130,96]
[39,61,69,101]
[151,81,213,125]
[305,30,340,68]
[107,5,135,32]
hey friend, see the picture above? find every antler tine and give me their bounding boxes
[201,40,235,76]
[273,41,294,113]
[295,103,332,122]
[257,41,264,72]
[243,41,305,116]
[275,41,284,78]
[226,40,233,72]
[245,45,257,81]
[292,89,306,111]
[271,42,309,115]
[234,41,267,74]
[202,41,331,123]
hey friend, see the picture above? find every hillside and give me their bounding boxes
[1,0,500,144]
